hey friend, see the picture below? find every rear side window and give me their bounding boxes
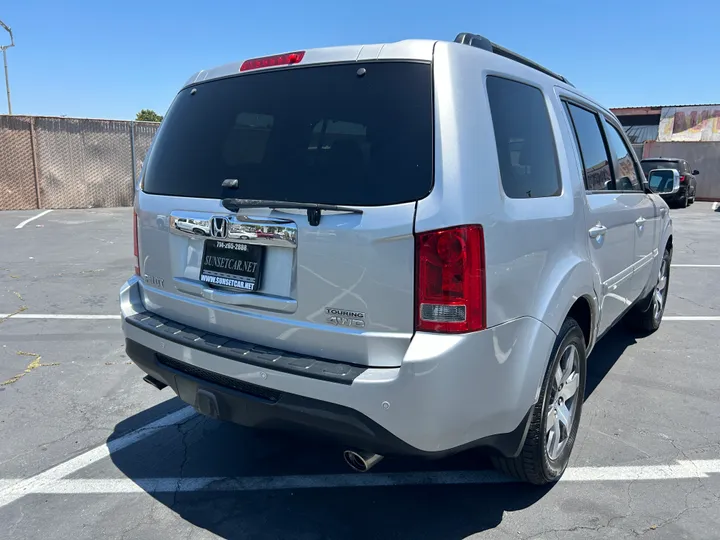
[143,62,433,206]
[486,77,561,198]
[603,119,642,191]
[565,103,613,191]
[641,160,680,176]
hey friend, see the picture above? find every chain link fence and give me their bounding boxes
[0,115,159,210]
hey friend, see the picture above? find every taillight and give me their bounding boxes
[240,51,305,72]
[133,210,140,276]
[679,175,686,183]
[415,225,486,333]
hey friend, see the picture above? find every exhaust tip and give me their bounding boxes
[343,450,383,473]
[142,374,167,390]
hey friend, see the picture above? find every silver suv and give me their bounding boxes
[121,32,673,484]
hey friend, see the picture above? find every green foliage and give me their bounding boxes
[135,109,163,122]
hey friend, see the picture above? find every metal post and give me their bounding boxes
[129,121,137,194]
[0,20,14,115]
[29,117,42,209]
[2,48,10,114]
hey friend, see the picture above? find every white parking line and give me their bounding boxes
[0,314,121,320]
[1,313,717,323]
[663,316,720,321]
[2,459,720,498]
[0,407,195,508]
[0,480,19,491]
[672,264,720,268]
[14,209,53,229]
[1,398,719,506]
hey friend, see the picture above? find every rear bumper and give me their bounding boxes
[125,338,531,457]
[120,277,557,456]
[660,186,687,203]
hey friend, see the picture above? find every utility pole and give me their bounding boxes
[0,19,15,115]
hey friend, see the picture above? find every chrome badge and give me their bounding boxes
[143,274,165,288]
[210,216,229,238]
[325,308,366,328]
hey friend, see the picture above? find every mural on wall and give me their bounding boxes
[658,105,720,142]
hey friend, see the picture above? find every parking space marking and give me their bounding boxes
[0,314,121,320]
[14,209,53,229]
[664,316,720,321]
[672,264,720,268]
[2,459,720,498]
[0,406,195,508]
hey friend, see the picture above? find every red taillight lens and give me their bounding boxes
[679,175,686,183]
[415,225,486,333]
[240,51,305,72]
[133,210,140,276]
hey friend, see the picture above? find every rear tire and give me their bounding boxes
[491,317,586,485]
[626,246,671,334]
[681,192,689,208]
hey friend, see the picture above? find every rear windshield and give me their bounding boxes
[143,62,433,206]
[641,160,680,175]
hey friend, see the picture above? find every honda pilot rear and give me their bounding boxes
[121,38,562,483]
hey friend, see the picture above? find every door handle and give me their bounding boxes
[635,217,646,227]
[588,224,608,238]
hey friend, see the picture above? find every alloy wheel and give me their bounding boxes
[545,344,580,461]
[653,259,668,322]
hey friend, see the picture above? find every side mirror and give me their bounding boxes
[647,168,680,195]
[692,169,700,175]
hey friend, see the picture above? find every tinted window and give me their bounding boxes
[565,103,613,191]
[486,77,561,198]
[143,62,433,206]
[640,160,680,176]
[603,119,642,191]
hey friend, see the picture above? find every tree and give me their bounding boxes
[136,109,163,122]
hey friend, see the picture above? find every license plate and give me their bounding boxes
[200,240,263,292]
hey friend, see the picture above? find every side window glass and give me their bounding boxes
[603,119,642,191]
[565,103,614,191]
[486,76,561,198]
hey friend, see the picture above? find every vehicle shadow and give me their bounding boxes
[108,324,638,539]
[585,324,638,399]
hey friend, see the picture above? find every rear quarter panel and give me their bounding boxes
[418,42,599,340]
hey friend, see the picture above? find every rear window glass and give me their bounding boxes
[143,62,433,206]
[641,160,680,175]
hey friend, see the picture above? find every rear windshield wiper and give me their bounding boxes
[222,199,363,227]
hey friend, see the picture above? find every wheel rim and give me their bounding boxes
[653,259,668,322]
[545,344,580,461]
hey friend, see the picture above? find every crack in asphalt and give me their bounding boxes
[673,293,720,312]
[1,351,60,386]
[0,305,28,325]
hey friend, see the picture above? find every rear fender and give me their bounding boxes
[533,257,600,380]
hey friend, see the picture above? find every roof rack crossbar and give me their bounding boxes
[454,32,573,87]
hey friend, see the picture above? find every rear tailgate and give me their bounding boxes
[136,60,433,368]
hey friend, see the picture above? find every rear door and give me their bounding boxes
[563,102,637,335]
[602,117,659,300]
[136,61,434,367]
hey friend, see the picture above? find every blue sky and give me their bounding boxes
[2,0,718,119]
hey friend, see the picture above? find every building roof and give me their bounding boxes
[611,103,720,116]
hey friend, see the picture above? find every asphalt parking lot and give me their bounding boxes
[1,203,719,540]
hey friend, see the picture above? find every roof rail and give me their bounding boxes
[454,32,574,87]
